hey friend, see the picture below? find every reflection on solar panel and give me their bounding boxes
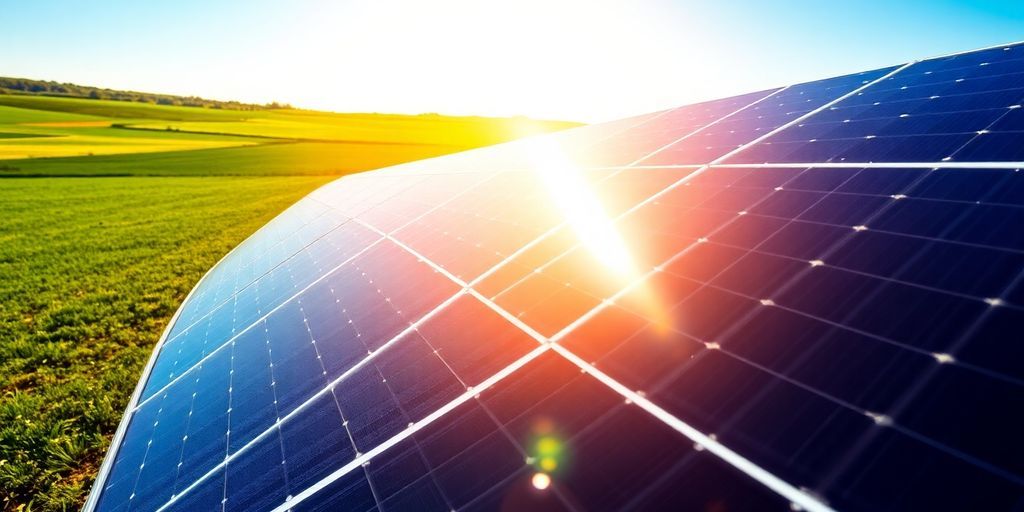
[87,41,1024,512]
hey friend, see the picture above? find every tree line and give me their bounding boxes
[0,76,291,110]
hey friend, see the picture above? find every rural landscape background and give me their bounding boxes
[0,79,577,510]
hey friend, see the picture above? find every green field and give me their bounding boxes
[0,95,576,162]
[0,94,579,510]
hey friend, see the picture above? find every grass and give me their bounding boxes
[0,141,469,177]
[0,95,248,122]
[0,105,107,125]
[0,132,261,160]
[0,100,257,159]
[0,91,580,511]
[0,176,336,510]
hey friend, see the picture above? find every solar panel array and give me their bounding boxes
[88,42,1024,512]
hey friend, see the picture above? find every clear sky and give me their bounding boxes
[1,0,1023,122]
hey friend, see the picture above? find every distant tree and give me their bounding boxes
[0,75,274,111]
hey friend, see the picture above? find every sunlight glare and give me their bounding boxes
[528,138,636,278]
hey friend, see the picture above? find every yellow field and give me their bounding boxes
[130,109,568,145]
[0,133,261,159]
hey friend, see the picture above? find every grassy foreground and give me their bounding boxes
[0,177,336,510]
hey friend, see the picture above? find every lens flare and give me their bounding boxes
[531,472,552,490]
[536,437,561,455]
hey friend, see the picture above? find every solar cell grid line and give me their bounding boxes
[708,164,1020,359]
[451,88,794,289]
[129,235,388,415]
[547,344,836,512]
[325,172,506,234]
[630,163,1015,460]
[707,207,1024,303]
[376,300,542,499]
[544,164,872,341]
[83,189,298,512]
[352,217,553,349]
[622,88,786,167]
[173,200,331,323]
[689,170,1024,287]
[152,283,473,512]
[552,102,685,148]
[143,220,388,395]
[671,252,1024,383]
[709,161,1024,168]
[528,169,1023,506]
[163,206,343,346]
[344,103,679,241]
[264,343,555,512]
[635,68,903,167]
[547,166,881,343]
[138,171,514,412]
[284,296,450,512]
[283,348,797,512]
[147,189,639,511]
[568,89,785,168]
[562,85,788,172]
[148,277,239,405]
[340,215,834,512]
[482,66,914,333]
[304,297,460,510]
[675,162,1011,376]
[278,293,557,511]
[432,86,799,305]
[390,168,679,286]
[372,88,792,289]
[727,43,1024,165]
[150,288,468,512]
[720,167,1024,480]
[233,294,801,511]
[696,235,1024,325]
[633,267,1024,482]
[552,215,1024,387]
[344,293,545,479]
[113,121,585,512]
[920,38,1024,60]
[816,265,1024,491]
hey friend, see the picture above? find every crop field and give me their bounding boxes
[0,95,576,162]
[0,94,578,510]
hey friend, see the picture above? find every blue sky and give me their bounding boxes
[1,0,1022,121]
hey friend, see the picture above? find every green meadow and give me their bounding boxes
[0,93,578,510]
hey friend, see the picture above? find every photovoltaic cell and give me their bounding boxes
[639,67,900,166]
[89,41,1024,512]
[730,44,1024,164]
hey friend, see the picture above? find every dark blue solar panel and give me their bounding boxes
[730,43,1024,164]
[568,89,780,167]
[89,41,1024,512]
[292,353,792,512]
[639,66,899,166]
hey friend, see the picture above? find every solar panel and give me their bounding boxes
[87,41,1024,512]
